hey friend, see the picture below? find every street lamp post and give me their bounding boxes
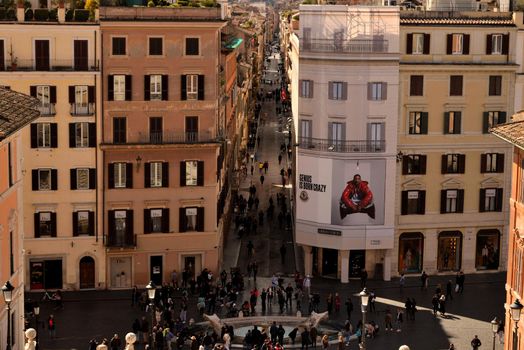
[510,299,523,350]
[359,287,369,350]
[491,317,499,350]
[33,304,40,350]
[146,281,156,350]
[1,281,14,350]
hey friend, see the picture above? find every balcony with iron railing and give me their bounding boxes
[105,233,137,248]
[300,38,389,54]
[70,103,96,116]
[106,131,217,146]
[37,104,56,116]
[298,137,386,153]
[2,59,99,72]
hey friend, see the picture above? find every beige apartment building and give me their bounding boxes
[99,6,228,288]
[294,5,400,283]
[0,10,104,291]
[396,11,515,276]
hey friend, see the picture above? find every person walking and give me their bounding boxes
[310,327,318,349]
[301,329,311,350]
[110,334,121,350]
[345,297,353,321]
[385,309,393,331]
[261,288,267,313]
[396,308,404,332]
[421,271,428,290]
[334,293,341,313]
[264,161,269,174]
[439,294,446,316]
[326,293,333,314]
[471,335,482,349]
[399,274,406,292]
[270,322,278,344]
[260,174,265,185]
[458,271,466,293]
[47,314,56,339]
[278,154,282,165]
[280,244,287,264]
[321,335,329,350]
[251,165,254,176]
[360,269,368,288]
[446,280,453,301]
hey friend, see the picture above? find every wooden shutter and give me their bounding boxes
[88,211,95,236]
[69,123,76,148]
[328,122,333,141]
[144,162,151,188]
[496,188,503,211]
[401,191,408,215]
[144,75,151,101]
[499,112,507,124]
[196,207,204,232]
[88,86,95,103]
[441,154,448,174]
[423,34,430,54]
[328,82,334,100]
[440,190,447,214]
[125,210,134,244]
[418,191,426,214]
[143,209,151,234]
[454,112,461,134]
[72,212,79,236]
[108,163,115,189]
[89,169,96,189]
[402,156,409,175]
[125,163,133,188]
[446,34,453,54]
[50,123,57,148]
[180,161,186,187]
[108,210,115,242]
[50,86,57,104]
[341,82,348,100]
[381,83,387,100]
[367,83,372,100]
[34,213,40,238]
[30,86,37,97]
[309,80,314,98]
[198,75,205,100]
[406,33,413,54]
[70,169,77,190]
[30,124,37,148]
[496,153,505,173]
[162,162,169,188]
[458,154,466,173]
[162,75,168,100]
[299,80,304,97]
[479,189,486,212]
[457,189,465,213]
[443,112,450,134]
[108,75,114,101]
[32,170,39,191]
[463,34,470,54]
[179,207,187,232]
[483,112,490,133]
[125,75,132,101]
[480,154,487,173]
[420,112,428,134]
[51,169,58,190]
[161,208,169,233]
[502,34,509,55]
[181,75,187,100]
[88,123,96,147]
[420,155,427,174]
[486,34,493,55]
[50,212,57,237]
[69,86,76,104]
[197,161,204,186]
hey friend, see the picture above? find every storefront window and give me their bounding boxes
[437,231,462,271]
[398,232,424,273]
[475,229,500,270]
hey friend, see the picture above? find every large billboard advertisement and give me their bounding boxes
[297,157,386,226]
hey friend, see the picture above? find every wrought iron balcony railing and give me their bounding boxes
[70,103,96,116]
[2,59,100,72]
[298,137,386,153]
[105,233,137,248]
[300,39,389,54]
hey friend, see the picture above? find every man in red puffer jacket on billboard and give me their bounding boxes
[340,174,376,219]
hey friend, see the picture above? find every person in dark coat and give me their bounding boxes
[309,327,318,349]
[270,322,278,344]
[289,328,298,344]
[277,324,285,345]
[301,329,311,350]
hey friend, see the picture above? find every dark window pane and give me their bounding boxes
[410,75,423,96]
[186,38,199,55]
[149,38,163,56]
[112,37,126,55]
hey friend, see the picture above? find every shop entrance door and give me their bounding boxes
[322,248,338,277]
[150,256,163,285]
[349,250,366,277]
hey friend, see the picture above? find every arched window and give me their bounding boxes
[437,231,462,271]
[398,232,424,273]
[476,229,500,270]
